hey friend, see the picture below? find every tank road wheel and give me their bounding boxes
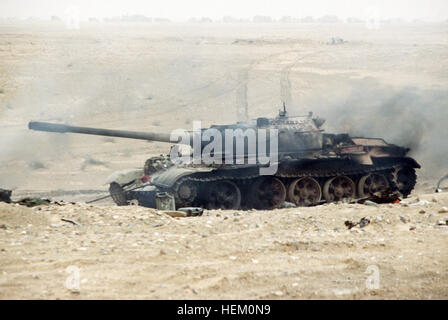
[323,176,356,203]
[175,180,198,207]
[205,180,241,210]
[392,166,417,198]
[250,177,286,210]
[358,173,389,198]
[287,177,322,206]
[109,182,127,206]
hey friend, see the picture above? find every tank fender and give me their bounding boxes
[151,167,214,189]
[402,157,421,169]
[105,169,144,186]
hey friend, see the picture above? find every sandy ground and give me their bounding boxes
[0,192,447,299]
[0,21,447,299]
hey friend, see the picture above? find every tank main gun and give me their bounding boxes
[28,121,183,144]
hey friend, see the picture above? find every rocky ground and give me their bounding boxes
[0,191,447,299]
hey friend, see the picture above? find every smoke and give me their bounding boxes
[303,77,448,179]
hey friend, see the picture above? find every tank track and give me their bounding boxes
[169,158,418,209]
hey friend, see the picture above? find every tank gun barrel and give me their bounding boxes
[28,121,181,144]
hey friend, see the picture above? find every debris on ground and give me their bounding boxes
[410,200,431,206]
[163,207,204,218]
[0,189,71,207]
[363,200,379,207]
[344,217,370,229]
[163,211,188,218]
[356,189,402,205]
[14,198,52,207]
[280,201,297,208]
[0,188,12,203]
[328,37,347,45]
[178,207,204,217]
[61,218,82,226]
[280,201,297,209]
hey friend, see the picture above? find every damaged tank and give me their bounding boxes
[28,106,420,210]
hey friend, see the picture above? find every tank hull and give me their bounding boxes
[117,156,419,210]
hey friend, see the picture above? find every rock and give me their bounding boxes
[436,220,447,226]
[438,207,448,214]
[399,215,409,223]
[273,290,284,297]
[359,217,370,228]
[419,209,426,214]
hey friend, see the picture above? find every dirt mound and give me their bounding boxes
[0,202,49,228]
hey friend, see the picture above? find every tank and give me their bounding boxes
[28,106,420,210]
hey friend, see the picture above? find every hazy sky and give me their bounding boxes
[1,0,447,21]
